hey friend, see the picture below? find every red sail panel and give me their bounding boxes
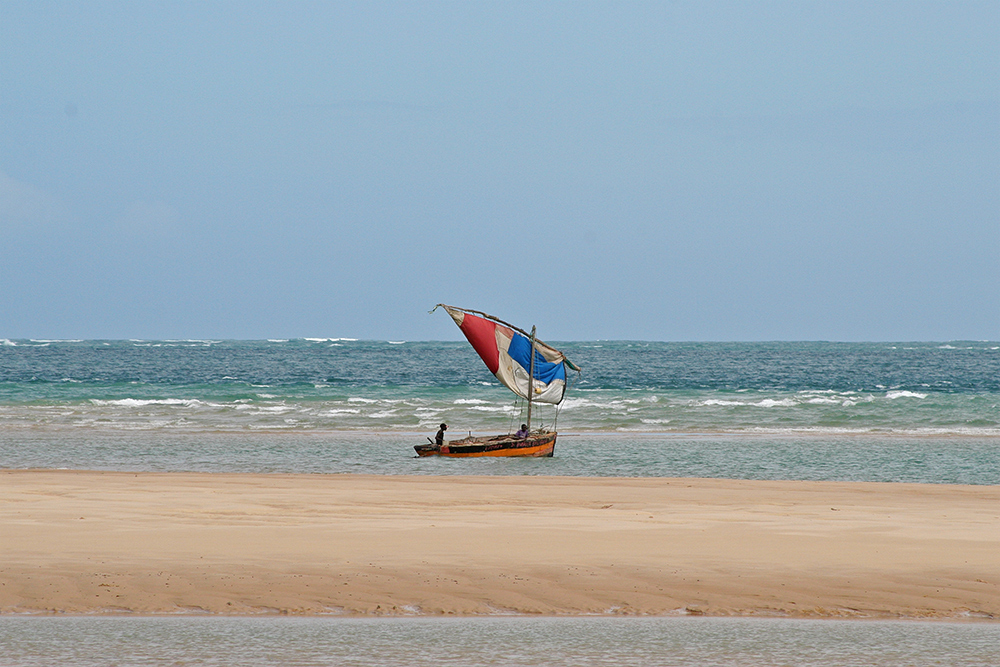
[456,311,500,374]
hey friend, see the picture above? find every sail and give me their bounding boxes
[438,305,578,405]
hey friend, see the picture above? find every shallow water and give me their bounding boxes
[0,617,997,667]
[3,430,999,485]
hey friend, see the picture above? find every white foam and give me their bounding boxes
[886,390,928,400]
[1,339,17,346]
[700,399,745,407]
[387,341,406,345]
[453,399,488,404]
[255,406,294,414]
[348,397,379,403]
[89,398,203,407]
[267,339,289,343]
[305,337,358,343]
[754,398,797,408]
[640,418,671,424]
[558,397,623,410]
[699,397,800,408]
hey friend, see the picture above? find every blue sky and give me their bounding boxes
[2,1,997,341]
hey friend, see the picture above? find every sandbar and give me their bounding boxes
[1,470,997,618]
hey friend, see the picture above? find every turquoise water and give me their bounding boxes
[2,339,998,482]
[0,617,997,666]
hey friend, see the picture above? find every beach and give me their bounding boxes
[2,470,997,619]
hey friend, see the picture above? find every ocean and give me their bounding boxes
[2,339,998,665]
[1,339,998,483]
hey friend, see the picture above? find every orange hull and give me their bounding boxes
[415,432,556,458]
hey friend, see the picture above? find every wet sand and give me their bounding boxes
[1,470,997,618]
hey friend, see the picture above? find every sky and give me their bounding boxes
[1,1,997,341]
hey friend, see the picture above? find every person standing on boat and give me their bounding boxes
[515,423,529,439]
[435,423,448,446]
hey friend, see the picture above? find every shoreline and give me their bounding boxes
[2,613,998,624]
[2,470,998,620]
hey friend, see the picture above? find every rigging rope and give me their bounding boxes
[509,396,522,434]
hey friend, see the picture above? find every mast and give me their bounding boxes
[527,325,536,433]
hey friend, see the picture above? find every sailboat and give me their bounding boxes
[414,304,580,458]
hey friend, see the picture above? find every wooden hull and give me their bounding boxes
[414,432,556,458]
